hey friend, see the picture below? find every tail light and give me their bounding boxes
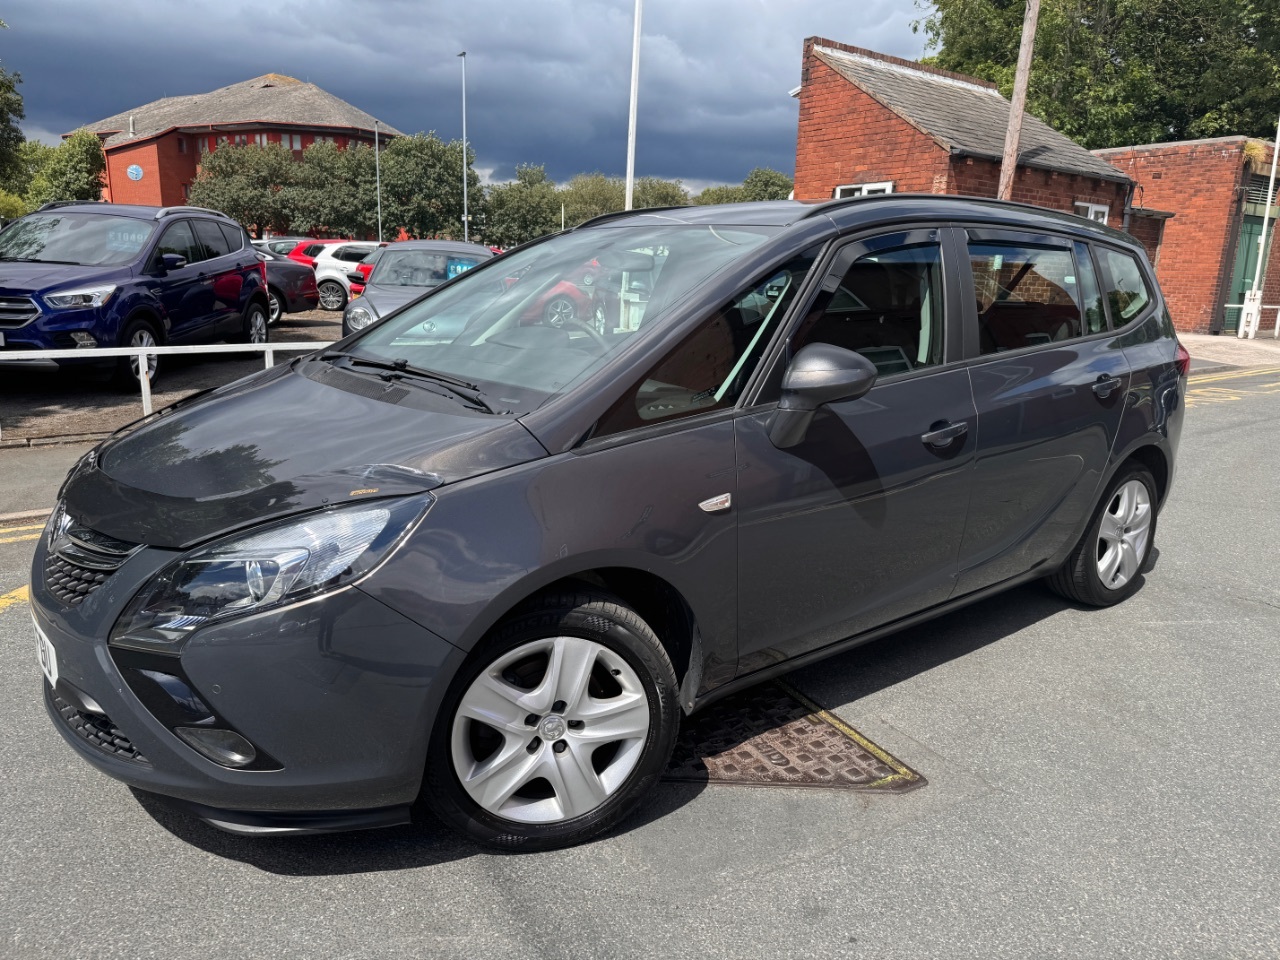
[1175,341,1191,378]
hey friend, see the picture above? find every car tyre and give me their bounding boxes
[318,280,347,311]
[110,317,161,391]
[543,296,576,327]
[267,287,284,325]
[1046,463,1157,607]
[232,301,270,345]
[422,589,680,851]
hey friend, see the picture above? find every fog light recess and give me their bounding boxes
[175,727,257,768]
[70,331,98,348]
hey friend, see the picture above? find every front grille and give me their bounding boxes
[45,554,113,605]
[0,295,39,330]
[44,514,140,607]
[51,692,148,763]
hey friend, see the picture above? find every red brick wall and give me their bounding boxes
[103,140,161,205]
[948,159,1129,229]
[1127,215,1166,266]
[1096,139,1248,333]
[793,51,951,201]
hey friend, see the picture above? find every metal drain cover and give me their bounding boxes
[664,681,924,792]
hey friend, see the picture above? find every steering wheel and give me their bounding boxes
[561,318,611,352]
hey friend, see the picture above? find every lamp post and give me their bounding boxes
[458,51,469,242]
[374,120,382,243]
[624,0,643,211]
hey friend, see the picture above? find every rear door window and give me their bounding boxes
[1098,247,1154,323]
[968,242,1082,354]
[193,220,233,260]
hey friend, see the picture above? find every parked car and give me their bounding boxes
[0,201,269,386]
[252,237,309,257]
[32,196,1186,851]
[342,240,493,336]
[348,245,388,298]
[257,250,319,324]
[286,238,345,269]
[313,241,382,311]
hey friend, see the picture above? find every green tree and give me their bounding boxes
[740,167,793,201]
[0,20,25,186]
[25,129,106,207]
[482,164,561,247]
[380,133,479,239]
[633,176,690,208]
[559,172,624,227]
[917,0,1280,148]
[0,188,24,218]
[187,142,297,236]
[693,184,747,205]
[0,140,54,207]
[282,141,381,237]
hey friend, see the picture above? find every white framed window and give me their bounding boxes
[834,181,894,199]
[289,134,302,150]
[253,133,268,146]
[1074,202,1109,224]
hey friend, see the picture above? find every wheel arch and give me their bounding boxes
[119,306,167,344]
[466,565,702,704]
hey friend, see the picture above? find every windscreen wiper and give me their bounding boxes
[320,351,499,414]
[0,256,81,265]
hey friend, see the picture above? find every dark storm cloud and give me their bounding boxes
[6,0,923,185]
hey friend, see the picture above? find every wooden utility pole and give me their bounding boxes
[998,0,1041,201]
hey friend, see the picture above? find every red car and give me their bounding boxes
[349,246,388,297]
[286,238,346,269]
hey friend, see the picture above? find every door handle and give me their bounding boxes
[1092,374,1123,398]
[921,420,968,448]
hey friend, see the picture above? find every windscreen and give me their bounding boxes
[345,222,779,413]
[0,213,157,267]
[369,249,484,287]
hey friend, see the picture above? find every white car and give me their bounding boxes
[312,242,382,310]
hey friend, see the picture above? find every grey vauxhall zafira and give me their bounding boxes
[32,196,1186,850]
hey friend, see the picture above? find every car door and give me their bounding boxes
[952,228,1132,596]
[192,219,244,335]
[733,228,978,676]
[148,219,216,342]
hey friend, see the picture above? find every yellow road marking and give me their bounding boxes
[0,524,44,536]
[0,585,29,613]
[0,533,40,545]
[777,679,924,789]
[1188,365,1280,386]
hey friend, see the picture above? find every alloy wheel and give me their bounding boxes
[318,281,346,311]
[248,308,268,343]
[450,635,651,824]
[129,328,158,382]
[544,297,576,327]
[267,291,282,324]
[1096,479,1152,590]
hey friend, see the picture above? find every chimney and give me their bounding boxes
[128,115,135,137]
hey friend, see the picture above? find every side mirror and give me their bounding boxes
[768,343,878,449]
[347,272,365,285]
[158,253,187,272]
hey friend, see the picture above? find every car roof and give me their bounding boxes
[579,195,1140,246]
[378,240,495,256]
[29,202,232,222]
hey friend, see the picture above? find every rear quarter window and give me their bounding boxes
[1098,248,1154,324]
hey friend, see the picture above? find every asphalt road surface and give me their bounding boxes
[0,310,341,443]
[1,368,1278,959]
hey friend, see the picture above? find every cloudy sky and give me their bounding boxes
[6,0,927,189]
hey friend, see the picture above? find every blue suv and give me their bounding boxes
[0,202,270,386]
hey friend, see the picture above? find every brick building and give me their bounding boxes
[1095,137,1280,334]
[77,74,402,208]
[792,39,1142,224]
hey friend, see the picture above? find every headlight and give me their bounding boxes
[345,304,376,330]
[110,495,432,653]
[44,284,117,309]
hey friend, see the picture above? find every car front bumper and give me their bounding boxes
[32,533,466,832]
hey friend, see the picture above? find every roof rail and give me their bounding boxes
[38,200,98,212]
[155,206,230,220]
[574,205,689,230]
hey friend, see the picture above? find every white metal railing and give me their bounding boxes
[1224,302,1280,340]
[2,342,335,418]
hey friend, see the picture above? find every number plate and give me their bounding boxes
[33,616,58,687]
